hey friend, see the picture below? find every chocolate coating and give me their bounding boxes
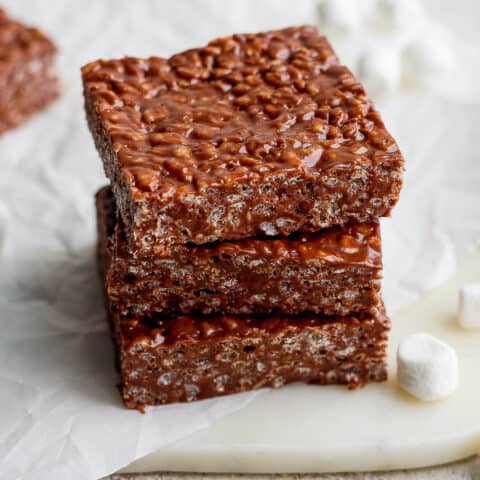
[97,186,382,316]
[83,25,404,254]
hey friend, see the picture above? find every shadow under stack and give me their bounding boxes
[83,26,404,410]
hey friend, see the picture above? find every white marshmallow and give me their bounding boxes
[357,46,401,98]
[458,284,480,329]
[316,0,363,34]
[397,333,458,401]
[402,34,454,89]
[373,0,424,33]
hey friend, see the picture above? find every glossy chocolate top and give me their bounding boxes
[83,26,401,201]
[0,9,56,64]
[199,222,382,267]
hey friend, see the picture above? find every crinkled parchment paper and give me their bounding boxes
[0,1,479,479]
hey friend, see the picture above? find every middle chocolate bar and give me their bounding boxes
[97,186,382,317]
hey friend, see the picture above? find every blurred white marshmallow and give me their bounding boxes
[316,0,364,34]
[397,333,458,401]
[357,46,401,98]
[402,34,454,89]
[458,284,480,329]
[373,0,424,32]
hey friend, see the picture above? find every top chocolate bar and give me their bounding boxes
[82,26,404,254]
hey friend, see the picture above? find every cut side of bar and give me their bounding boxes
[97,186,383,317]
[83,25,404,255]
[97,196,390,409]
[0,9,59,133]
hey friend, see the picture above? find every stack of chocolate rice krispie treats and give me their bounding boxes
[82,26,404,410]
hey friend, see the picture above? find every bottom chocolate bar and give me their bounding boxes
[97,196,390,410]
[112,310,389,409]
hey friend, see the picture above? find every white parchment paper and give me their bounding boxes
[0,1,479,479]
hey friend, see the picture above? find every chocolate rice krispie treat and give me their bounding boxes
[84,25,404,256]
[0,8,58,133]
[109,307,390,409]
[97,185,383,317]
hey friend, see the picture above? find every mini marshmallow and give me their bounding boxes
[316,0,363,34]
[458,284,480,329]
[357,46,401,98]
[373,0,424,33]
[402,34,454,89]
[397,333,458,401]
